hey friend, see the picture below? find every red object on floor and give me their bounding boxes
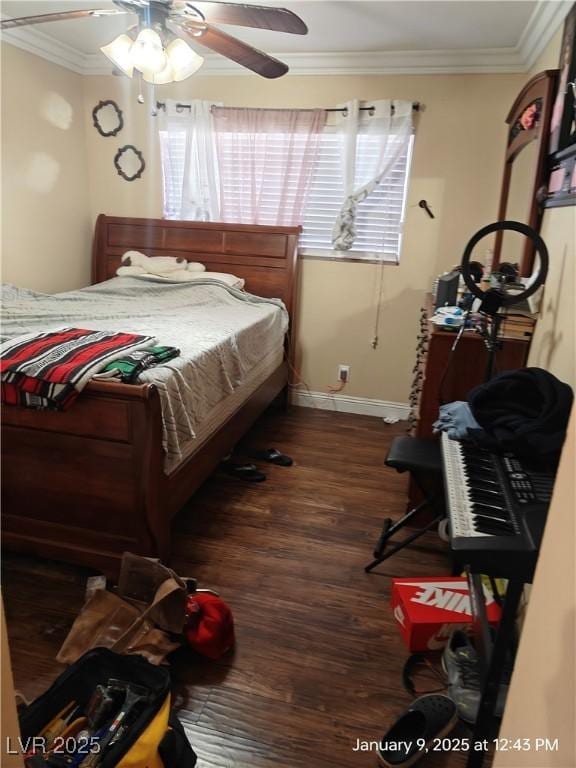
[184,593,235,659]
[391,577,501,652]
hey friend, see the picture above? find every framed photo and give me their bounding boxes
[546,3,576,207]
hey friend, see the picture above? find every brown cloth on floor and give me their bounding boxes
[57,553,187,666]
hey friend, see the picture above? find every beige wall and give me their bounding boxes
[494,28,575,767]
[494,412,575,768]
[528,205,575,387]
[525,27,576,389]
[1,44,91,292]
[82,70,523,402]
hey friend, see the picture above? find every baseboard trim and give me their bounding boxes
[290,388,410,420]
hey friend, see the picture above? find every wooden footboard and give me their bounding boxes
[1,364,288,576]
[1,380,165,575]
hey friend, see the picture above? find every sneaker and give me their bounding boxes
[443,630,508,724]
[442,629,476,684]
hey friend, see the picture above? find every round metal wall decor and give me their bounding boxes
[92,100,124,137]
[114,145,146,182]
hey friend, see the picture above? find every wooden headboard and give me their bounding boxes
[92,215,301,321]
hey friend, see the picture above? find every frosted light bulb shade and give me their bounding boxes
[100,34,134,77]
[143,59,175,85]
[131,28,167,74]
[166,39,204,81]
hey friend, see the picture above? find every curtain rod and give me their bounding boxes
[154,101,420,116]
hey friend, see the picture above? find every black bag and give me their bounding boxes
[19,648,197,767]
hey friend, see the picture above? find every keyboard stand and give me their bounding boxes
[466,573,524,768]
[365,501,443,571]
[365,436,444,572]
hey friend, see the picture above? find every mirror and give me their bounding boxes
[114,145,145,182]
[92,100,123,137]
[500,141,538,267]
[494,71,558,276]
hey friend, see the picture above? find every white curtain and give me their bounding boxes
[159,99,221,221]
[332,99,413,250]
[211,106,326,226]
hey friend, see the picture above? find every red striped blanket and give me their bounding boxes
[1,328,155,410]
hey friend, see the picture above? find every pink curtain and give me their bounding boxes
[212,107,326,226]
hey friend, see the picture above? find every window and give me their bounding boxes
[160,112,414,263]
[214,129,319,226]
[159,129,187,220]
[299,130,414,262]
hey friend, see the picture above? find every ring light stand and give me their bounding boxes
[460,221,549,381]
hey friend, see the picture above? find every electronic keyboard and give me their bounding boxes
[441,433,555,580]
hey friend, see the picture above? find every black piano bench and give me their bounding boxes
[365,435,445,572]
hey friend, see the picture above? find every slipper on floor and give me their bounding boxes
[221,462,267,482]
[250,448,293,467]
[377,694,457,767]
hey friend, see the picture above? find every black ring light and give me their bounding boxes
[461,220,549,307]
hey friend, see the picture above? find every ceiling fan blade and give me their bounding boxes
[172,19,289,78]
[183,1,307,34]
[0,8,127,29]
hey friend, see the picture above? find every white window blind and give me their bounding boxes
[215,131,316,225]
[300,130,414,261]
[160,124,414,262]
[159,130,187,220]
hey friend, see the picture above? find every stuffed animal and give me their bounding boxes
[117,250,206,278]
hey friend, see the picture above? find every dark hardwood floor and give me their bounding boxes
[3,407,469,768]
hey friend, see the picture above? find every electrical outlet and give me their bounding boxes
[338,365,350,383]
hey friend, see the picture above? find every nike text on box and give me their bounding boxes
[391,577,501,652]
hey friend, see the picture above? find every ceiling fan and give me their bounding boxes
[0,0,308,80]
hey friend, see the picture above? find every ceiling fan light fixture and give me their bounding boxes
[4,3,306,81]
[131,28,168,75]
[165,39,204,81]
[143,59,175,85]
[100,34,134,78]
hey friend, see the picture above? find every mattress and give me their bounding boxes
[172,345,284,474]
[1,276,289,472]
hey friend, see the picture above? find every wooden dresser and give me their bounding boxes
[410,297,534,439]
[407,297,534,511]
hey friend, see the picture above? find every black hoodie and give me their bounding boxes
[467,367,573,469]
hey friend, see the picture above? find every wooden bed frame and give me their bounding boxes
[1,215,300,577]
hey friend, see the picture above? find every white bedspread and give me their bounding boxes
[1,277,289,472]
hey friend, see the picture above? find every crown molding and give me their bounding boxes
[0,24,85,74]
[81,47,528,76]
[0,0,569,78]
[517,0,572,70]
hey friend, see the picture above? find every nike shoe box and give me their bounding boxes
[391,576,501,652]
